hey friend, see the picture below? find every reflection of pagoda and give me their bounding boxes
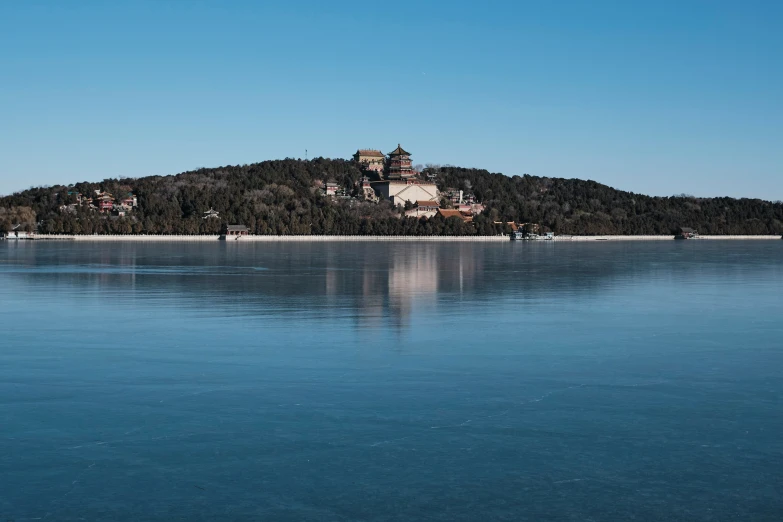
[386,144,415,179]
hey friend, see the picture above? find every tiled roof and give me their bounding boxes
[388,144,410,156]
[356,149,385,157]
[437,209,462,218]
[383,180,436,186]
[417,200,439,207]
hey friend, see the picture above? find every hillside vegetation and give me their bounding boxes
[1,158,782,235]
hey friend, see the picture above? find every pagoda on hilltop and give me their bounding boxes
[386,144,416,179]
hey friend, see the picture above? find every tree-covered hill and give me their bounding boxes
[437,166,783,235]
[1,158,782,235]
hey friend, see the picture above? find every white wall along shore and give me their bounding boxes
[13,234,783,242]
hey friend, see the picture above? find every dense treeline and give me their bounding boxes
[438,167,783,235]
[1,158,782,236]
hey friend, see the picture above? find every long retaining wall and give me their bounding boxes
[28,234,509,242]
[555,235,670,241]
[14,234,783,242]
[554,235,782,241]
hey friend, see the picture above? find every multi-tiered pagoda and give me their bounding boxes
[386,144,415,179]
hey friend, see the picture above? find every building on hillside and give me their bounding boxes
[493,221,520,232]
[323,181,339,197]
[97,194,114,213]
[374,179,438,207]
[455,203,485,215]
[359,177,379,202]
[443,189,478,206]
[469,203,485,215]
[443,189,462,205]
[220,224,249,240]
[437,208,473,223]
[119,194,137,207]
[416,200,440,212]
[354,149,385,173]
[405,200,440,218]
[386,144,416,179]
[203,208,220,219]
[59,203,79,214]
[520,223,542,235]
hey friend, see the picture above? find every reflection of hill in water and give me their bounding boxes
[3,241,782,330]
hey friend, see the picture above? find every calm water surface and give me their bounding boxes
[1,241,782,521]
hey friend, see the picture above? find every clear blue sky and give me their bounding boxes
[1,0,781,199]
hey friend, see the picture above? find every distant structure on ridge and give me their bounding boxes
[386,144,415,179]
[353,149,385,173]
[352,143,437,206]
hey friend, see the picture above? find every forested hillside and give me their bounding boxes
[1,158,782,235]
[437,167,783,235]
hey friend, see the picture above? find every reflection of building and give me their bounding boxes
[375,179,439,207]
[387,246,439,328]
[317,242,484,333]
[354,149,385,173]
[357,263,388,330]
[388,247,438,296]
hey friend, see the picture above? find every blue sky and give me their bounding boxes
[1,0,781,199]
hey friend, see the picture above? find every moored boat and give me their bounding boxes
[510,231,554,241]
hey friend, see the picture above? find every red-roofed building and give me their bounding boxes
[416,200,440,211]
[97,195,114,213]
[437,208,473,223]
[405,200,440,218]
[353,149,385,173]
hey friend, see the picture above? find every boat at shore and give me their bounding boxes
[2,231,34,240]
[674,227,704,240]
[510,231,555,241]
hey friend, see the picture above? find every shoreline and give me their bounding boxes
[5,234,782,242]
